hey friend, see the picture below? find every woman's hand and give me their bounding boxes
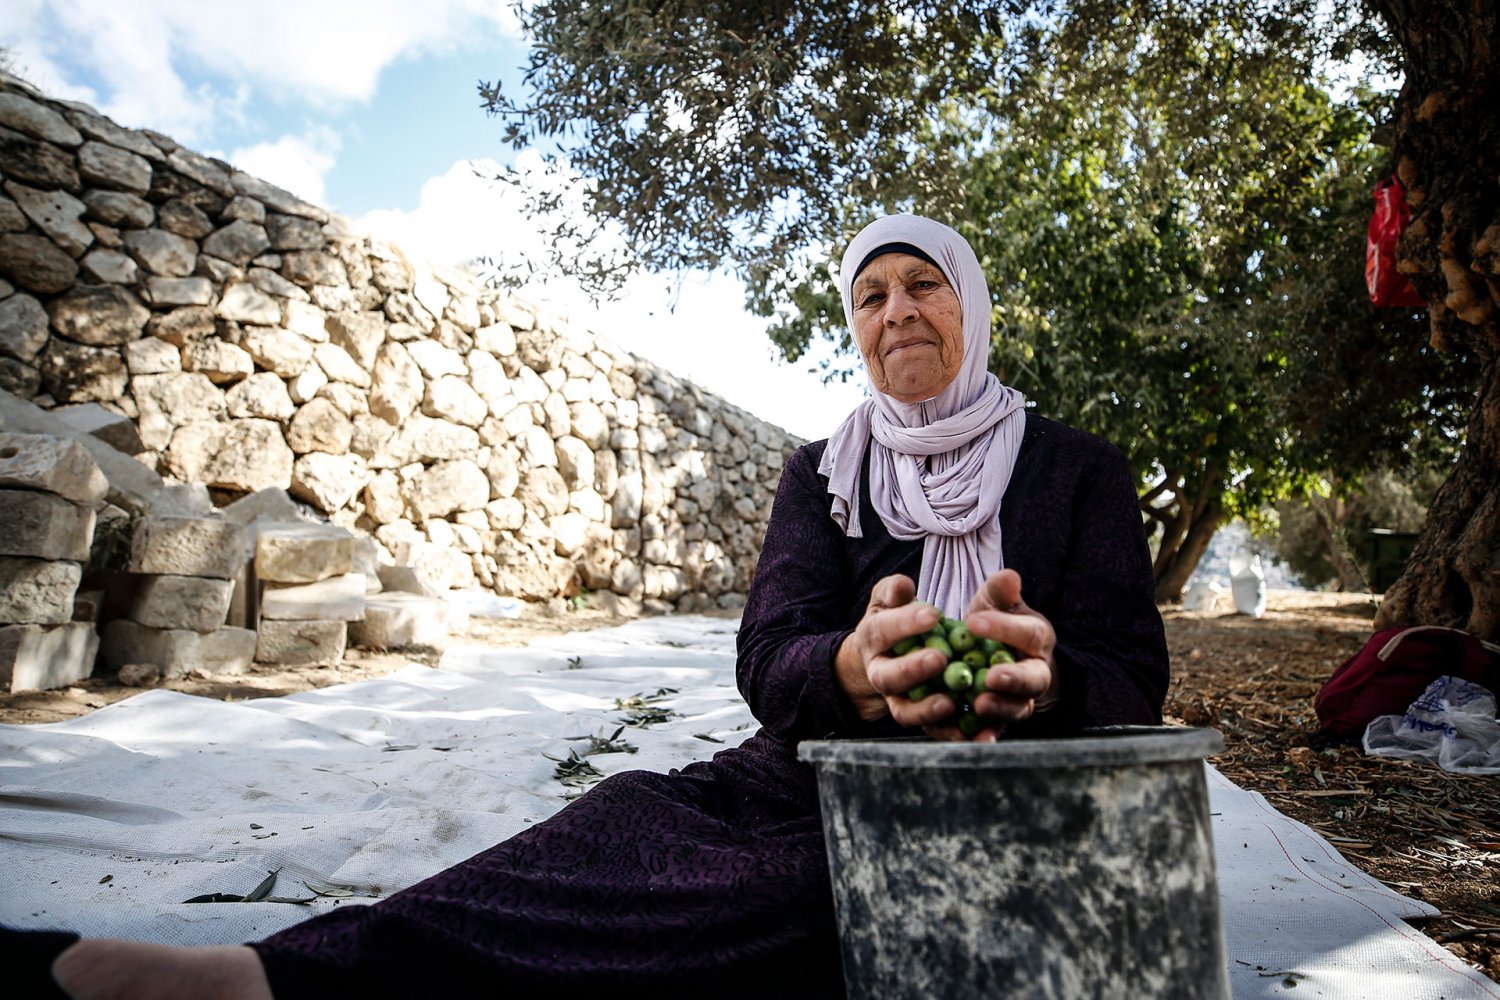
[834,574,955,725]
[956,569,1059,742]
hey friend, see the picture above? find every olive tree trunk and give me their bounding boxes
[1369,0,1500,641]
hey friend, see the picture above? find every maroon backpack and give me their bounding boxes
[1312,626,1500,743]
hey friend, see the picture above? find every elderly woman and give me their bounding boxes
[41,215,1167,999]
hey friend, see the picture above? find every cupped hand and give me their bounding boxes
[931,568,1057,742]
[835,574,956,726]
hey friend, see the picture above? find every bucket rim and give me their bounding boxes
[797,725,1223,769]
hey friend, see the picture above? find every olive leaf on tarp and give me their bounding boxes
[182,868,315,905]
[614,688,680,728]
[566,725,638,756]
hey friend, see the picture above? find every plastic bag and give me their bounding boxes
[1365,176,1426,308]
[1229,551,1267,618]
[1363,675,1500,775]
[1182,578,1224,613]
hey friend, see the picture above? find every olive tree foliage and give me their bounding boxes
[481,0,1472,602]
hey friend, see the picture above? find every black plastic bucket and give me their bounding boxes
[798,726,1228,999]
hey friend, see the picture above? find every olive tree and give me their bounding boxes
[484,0,1494,630]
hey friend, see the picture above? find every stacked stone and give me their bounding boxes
[100,515,257,679]
[0,431,103,691]
[253,522,364,666]
[0,70,802,616]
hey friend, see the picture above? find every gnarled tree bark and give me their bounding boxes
[1369,0,1500,640]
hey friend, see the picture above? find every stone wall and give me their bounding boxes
[0,71,804,616]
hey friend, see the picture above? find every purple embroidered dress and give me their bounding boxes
[250,414,1168,999]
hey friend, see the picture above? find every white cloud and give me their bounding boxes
[229,126,342,207]
[2,0,521,142]
[356,158,867,440]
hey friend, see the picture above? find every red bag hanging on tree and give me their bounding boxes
[1366,176,1426,308]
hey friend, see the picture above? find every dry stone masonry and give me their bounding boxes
[0,71,805,689]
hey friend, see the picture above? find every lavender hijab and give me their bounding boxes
[818,215,1027,618]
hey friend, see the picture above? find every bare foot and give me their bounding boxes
[52,939,272,1000]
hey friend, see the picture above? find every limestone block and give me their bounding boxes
[149,482,215,518]
[0,431,109,504]
[4,182,91,259]
[403,458,489,520]
[311,341,370,387]
[555,436,594,490]
[0,232,79,294]
[122,228,195,277]
[255,522,354,583]
[0,622,98,692]
[0,489,95,561]
[240,325,313,377]
[474,323,517,357]
[405,339,465,380]
[422,375,486,427]
[368,342,423,424]
[101,619,256,677]
[182,340,254,384]
[0,93,84,146]
[146,306,213,348]
[157,198,214,239]
[163,419,294,492]
[225,371,295,419]
[260,572,365,622]
[286,397,351,455]
[325,310,385,370]
[266,213,323,250]
[127,573,235,631]
[79,140,153,193]
[217,282,282,326]
[290,452,368,513]
[221,196,266,224]
[363,470,405,524]
[254,618,346,666]
[83,189,154,229]
[131,372,226,448]
[0,292,48,363]
[0,557,82,625]
[146,275,214,307]
[38,340,128,404]
[219,487,304,527]
[370,415,478,469]
[202,219,270,265]
[130,516,247,579]
[348,593,450,650]
[80,248,138,283]
[0,391,166,515]
[287,364,328,404]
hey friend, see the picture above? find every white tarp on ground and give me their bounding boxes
[2,615,1496,999]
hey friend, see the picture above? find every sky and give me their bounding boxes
[0,0,868,440]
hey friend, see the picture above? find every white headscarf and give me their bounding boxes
[818,214,1027,618]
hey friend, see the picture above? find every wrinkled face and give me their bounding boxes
[850,252,965,404]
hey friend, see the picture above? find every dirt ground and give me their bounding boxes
[3,591,1497,981]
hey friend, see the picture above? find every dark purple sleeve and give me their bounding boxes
[1021,441,1168,735]
[735,444,872,742]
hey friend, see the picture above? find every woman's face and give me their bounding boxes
[850,252,965,404]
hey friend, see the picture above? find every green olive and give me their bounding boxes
[979,638,1001,657]
[958,712,983,737]
[947,624,976,654]
[891,635,921,656]
[942,661,973,693]
[989,646,1016,666]
[907,683,931,702]
[971,665,989,698]
[962,649,987,670]
[924,635,954,659]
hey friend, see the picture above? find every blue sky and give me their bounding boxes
[2,0,866,439]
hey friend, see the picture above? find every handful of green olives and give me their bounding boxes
[889,605,1018,738]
